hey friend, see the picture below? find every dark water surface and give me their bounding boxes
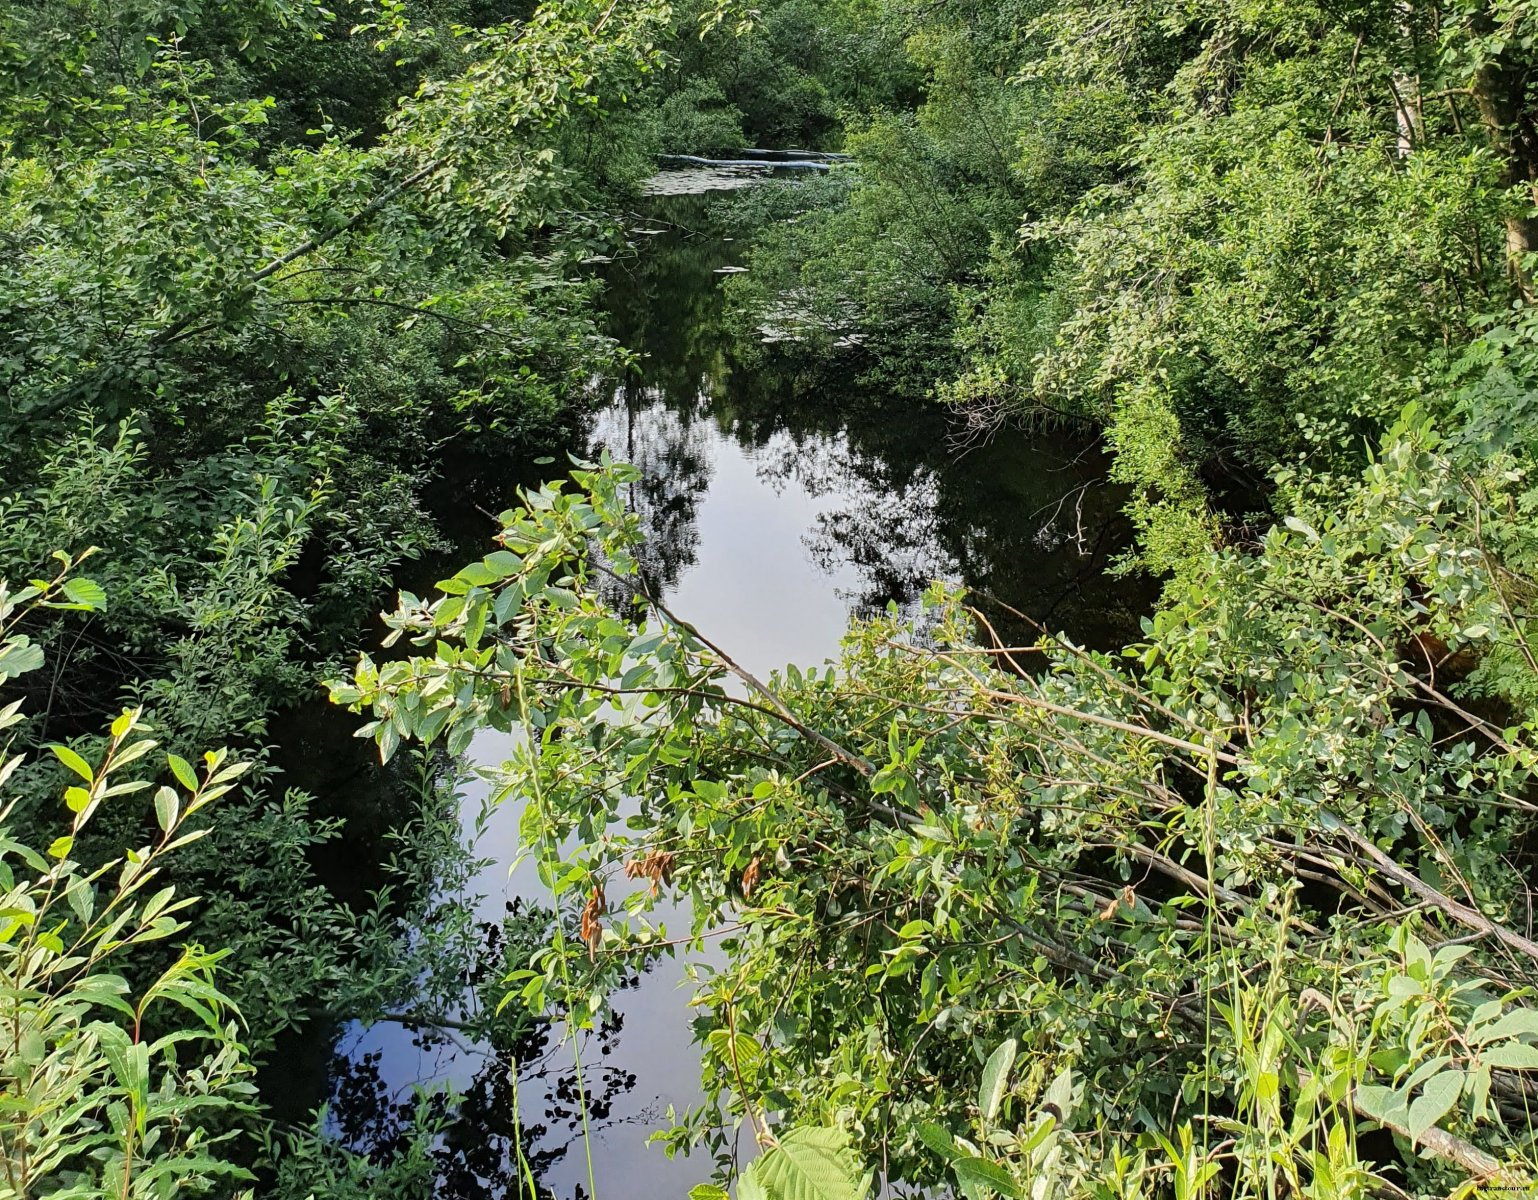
[274,171,1153,1197]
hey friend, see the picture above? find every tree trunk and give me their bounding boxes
[1469,11,1538,297]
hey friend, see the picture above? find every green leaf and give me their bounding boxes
[166,754,199,792]
[1354,1083,1408,1129]
[1468,1001,1538,1045]
[154,786,179,833]
[688,1187,729,1200]
[953,1157,1022,1198]
[59,576,107,610]
[1484,1043,1538,1070]
[738,1127,871,1200]
[979,1038,1016,1123]
[916,1121,962,1163]
[71,973,134,1018]
[50,744,95,783]
[1469,1065,1493,1123]
[1043,1067,1074,1122]
[16,1025,48,1064]
[47,836,73,860]
[739,1174,769,1200]
[64,878,93,925]
[378,722,400,764]
[0,637,45,679]
[92,1021,149,1099]
[1406,1071,1462,1144]
[1283,515,1320,542]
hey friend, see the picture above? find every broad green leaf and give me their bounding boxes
[916,1121,962,1162]
[1468,1007,1538,1047]
[738,1127,871,1200]
[0,637,45,679]
[979,1038,1016,1123]
[953,1156,1022,1198]
[50,744,95,783]
[1043,1067,1074,1122]
[59,576,107,610]
[1406,1071,1462,1145]
[166,754,199,792]
[739,1174,769,1200]
[154,786,179,833]
[1353,1084,1408,1129]
[1283,515,1319,542]
[1483,1043,1538,1070]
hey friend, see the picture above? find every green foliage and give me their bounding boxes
[737,1127,872,1200]
[264,1089,457,1200]
[720,0,1538,577]
[0,2,700,1189]
[0,572,257,1199]
[650,0,904,153]
[0,566,518,1197]
[15,0,1538,1197]
[0,0,676,742]
[340,427,1538,1195]
[0,0,696,888]
[652,78,749,155]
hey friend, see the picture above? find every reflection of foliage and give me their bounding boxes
[0,0,676,1128]
[594,190,1152,650]
[604,194,744,395]
[752,427,959,613]
[590,395,716,597]
[288,758,657,1200]
[347,428,1538,1199]
[317,915,646,1200]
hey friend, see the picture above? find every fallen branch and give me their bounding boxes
[1297,1067,1530,1190]
[1321,812,1538,965]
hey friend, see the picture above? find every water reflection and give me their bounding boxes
[289,171,1154,1198]
[323,957,645,1200]
[592,395,714,596]
[593,187,1151,658]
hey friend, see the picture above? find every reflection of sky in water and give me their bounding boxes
[593,398,895,676]
[331,382,960,1197]
[310,170,1148,1199]
[591,400,968,676]
[333,723,717,1200]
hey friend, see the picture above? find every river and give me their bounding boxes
[271,168,1152,1198]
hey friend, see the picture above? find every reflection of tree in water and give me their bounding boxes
[748,427,960,615]
[591,183,1156,649]
[735,388,1153,647]
[602,195,740,405]
[588,387,717,597]
[299,183,1159,1200]
[324,900,646,1200]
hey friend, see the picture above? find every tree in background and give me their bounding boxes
[0,1,692,1191]
[721,0,1538,573]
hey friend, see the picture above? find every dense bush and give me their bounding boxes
[0,0,689,1192]
[344,395,1538,1195]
